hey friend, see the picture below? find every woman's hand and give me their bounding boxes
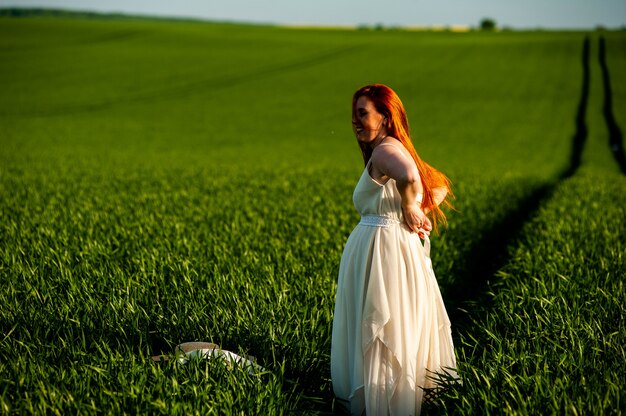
[402,203,432,235]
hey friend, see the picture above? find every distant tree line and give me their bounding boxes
[0,8,129,19]
[0,8,209,23]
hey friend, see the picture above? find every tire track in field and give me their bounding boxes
[560,36,590,179]
[444,36,591,327]
[1,45,360,118]
[599,36,626,175]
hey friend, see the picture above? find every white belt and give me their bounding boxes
[358,214,432,259]
[359,215,401,228]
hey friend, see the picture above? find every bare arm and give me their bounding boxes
[370,143,431,233]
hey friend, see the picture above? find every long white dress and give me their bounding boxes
[331,155,458,415]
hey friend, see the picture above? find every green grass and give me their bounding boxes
[428,169,626,414]
[1,13,625,414]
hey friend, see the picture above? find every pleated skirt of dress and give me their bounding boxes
[331,222,458,416]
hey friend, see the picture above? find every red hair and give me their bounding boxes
[352,84,453,230]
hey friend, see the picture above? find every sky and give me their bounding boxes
[2,0,625,29]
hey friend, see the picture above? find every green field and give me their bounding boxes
[1,13,625,415]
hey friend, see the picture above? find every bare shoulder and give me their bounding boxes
[370,138,419,181]
[371,138,408,162]
[372,139,416,169]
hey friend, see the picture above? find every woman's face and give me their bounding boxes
[353,96,386,144]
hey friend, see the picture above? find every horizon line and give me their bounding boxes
[1,6,624,31]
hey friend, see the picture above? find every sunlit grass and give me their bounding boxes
[1,13,624,414]
[428,170,626,415]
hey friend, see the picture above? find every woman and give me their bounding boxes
[331,84,458,415]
